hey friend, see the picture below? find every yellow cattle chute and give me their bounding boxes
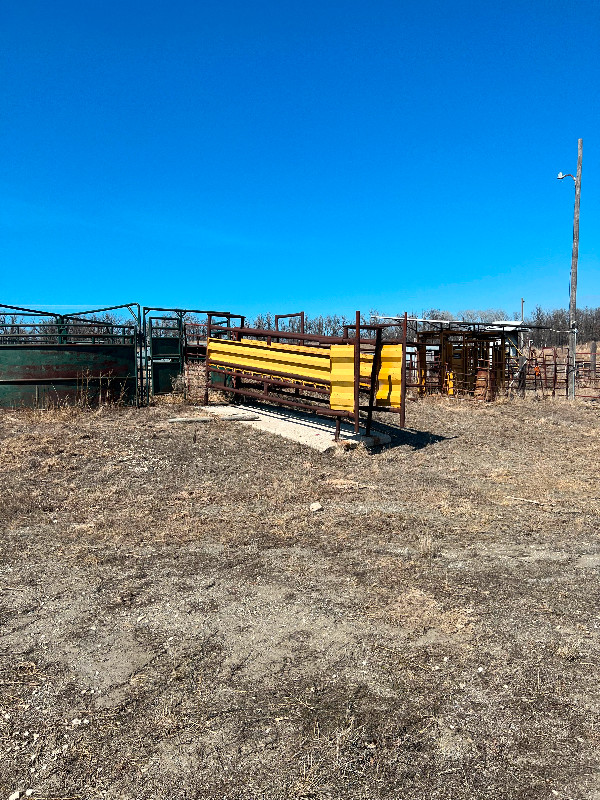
[208,338,403,413]
[207,338,331,383]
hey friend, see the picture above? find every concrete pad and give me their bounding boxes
[197,403,391,452]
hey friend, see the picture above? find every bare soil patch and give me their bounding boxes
[1,398,599,799]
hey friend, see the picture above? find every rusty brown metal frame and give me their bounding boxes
[409,320,531,398]
[204,311,407,441]
[274,312,305,333]
[342,311,408,434]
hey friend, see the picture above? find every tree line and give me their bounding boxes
[254,306,600,347]
[419,306,600,347]
[3,305,600,348]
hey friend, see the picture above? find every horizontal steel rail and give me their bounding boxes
[210,365,330,394]
[213,383,353,418]
[209,359,331,387]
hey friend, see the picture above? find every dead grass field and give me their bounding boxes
[1,397,599,799]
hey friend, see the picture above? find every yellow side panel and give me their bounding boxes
[359,353,373,381]
[331,345,403,410]
[207,338,331,382]
[330,344,355,411]
[376,344,403,408]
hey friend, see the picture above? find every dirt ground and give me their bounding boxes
[1,397,599,799]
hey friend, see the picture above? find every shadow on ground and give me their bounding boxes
[227,400,455,452]
[371,419,455,450]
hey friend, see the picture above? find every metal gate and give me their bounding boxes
[142,307,238,402]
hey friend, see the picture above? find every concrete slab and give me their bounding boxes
[196,403,392,452]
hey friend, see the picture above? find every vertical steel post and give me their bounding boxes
[145,315,152,405]
[591,340,597,377]
[234,325,242,404]
[57,316,66,345]
[134,325,140,407]
[365,327,382,437]
[204,314,212,406]
[177,312,184,387]
[354,310,361,434]
[400,312,407,428]
[142,311,147,405]
[134,304,143,407]
[519,299,526,372]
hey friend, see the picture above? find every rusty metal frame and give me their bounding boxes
[204,311,407,441]
[274,312,305,332]
[397,318,551,399]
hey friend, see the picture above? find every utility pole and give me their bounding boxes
[558,138,583,398]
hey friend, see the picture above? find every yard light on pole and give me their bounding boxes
[557,138,583,399]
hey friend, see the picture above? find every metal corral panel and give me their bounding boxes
[359,353,374,385]
[331,344,403,411]
[151,336,181,357]
[152,362,180,394]
[208,338,331,383]
[330,345,355,410]
[376,344,403,407]
[0,344,137,407]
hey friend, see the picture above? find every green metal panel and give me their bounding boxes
[152,362,181,394]
[210,370,232,387]
[151,336,181,357]
[0,344,137,407]
[148,331,182,395]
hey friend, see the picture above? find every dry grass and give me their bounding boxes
[0,397,599,799]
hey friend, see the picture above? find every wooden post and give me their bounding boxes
[569,138,583,398]
[591,340,597,377]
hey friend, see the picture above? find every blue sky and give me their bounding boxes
[1,0,599,319]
